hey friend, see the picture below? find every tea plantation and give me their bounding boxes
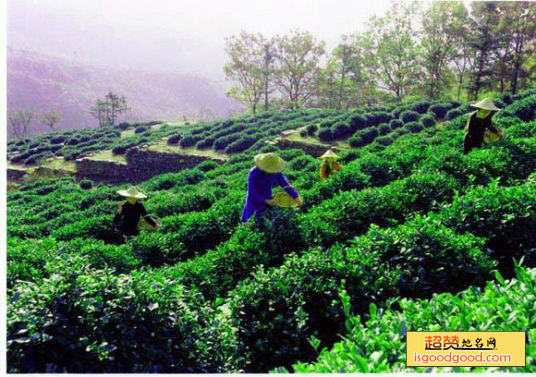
[7,90,536,372]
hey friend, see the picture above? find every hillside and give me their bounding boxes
[7,48,240,137]
[6,91,536,373]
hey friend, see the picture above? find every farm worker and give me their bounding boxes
[463,98,502,155]
[113,186,160,238]
[319,149,341,180]
[241,152,302,223]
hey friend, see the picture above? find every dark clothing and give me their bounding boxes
[241,167,299,223]
[113,201,156,236]
[463,111,498,154]
[319,160,341,180]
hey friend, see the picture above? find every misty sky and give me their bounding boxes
[8,0,440,81]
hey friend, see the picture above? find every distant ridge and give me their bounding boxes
[7,48,241,137]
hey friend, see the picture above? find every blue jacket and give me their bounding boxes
[241,166,299,222]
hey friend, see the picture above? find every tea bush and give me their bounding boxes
[7,254,240,373]
[290,266,535,373]
[400,110,420,123]
[428,103,450,119]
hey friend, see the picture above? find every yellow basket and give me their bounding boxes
[273,192,300,208]
[483,127,504,144]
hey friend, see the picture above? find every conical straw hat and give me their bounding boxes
[470,98,501,111]
[254,153,286,173]
[319,149,340,160]
[117,186,147,199]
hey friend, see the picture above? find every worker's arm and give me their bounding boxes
[276,173,299,199]
[139,203,158,227]
[113,203,123,226]
[486,117,499,133]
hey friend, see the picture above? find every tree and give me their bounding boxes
[332,35,358,109]
[449,3,475,100]
[312,59,337,108]
[350,32,380,107]
[224,32,274,114]
[9,110,34,138]
[494,2,536,94]
[90,92,128,126]
[42,111,62,131]
[261,40,276,111]
[273,30,325,109]
[467,2,501,99]
[366,1,422,102]
[420,2,463,99]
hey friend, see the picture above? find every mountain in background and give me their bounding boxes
[7,48,241,137]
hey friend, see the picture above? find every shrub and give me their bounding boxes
[167,134,181,145]
[134,126,147,134]
[493,98,506,109]
[428,103,450,119]
[376,136,394,146]
[364,113,378,126]
[227,246,394,372]
[318,128,334,142]
[195,137,215,149]
[409,100,430,114]
[79,179,93,190]
[375,111,391,124]
[112,145,127,155]
[288,155,317,171]
[501,93,513,105]
[361,128,379,144]
[436,181,536,277]
[290,266,533,373]
[144,170,206,191]
[306,124,318,135]
[446,108,463,120]
[214,135,240,150]
[349,137,364,148]
[128,232,188,267]
[24,157,37,165]
[405,121,424,133]
[301,172,459,246]
[349,114,367,131]
[332,122,350,139]
[50,136,65,144]
[197,160,219,172]
[400,110,420,123]
[7,237,59,287]
[420,114,436,127]
[389,119,403,130]
[378,123,391,135]
[51,215,122,244]
[299,130,308,137]
[117,122,130,130]
[373,217,495,298]
[7,254,238,373]
[319,119,334,128]
[225,136,257,153]
[502,95,536,122]
[65,138,80,146]
[179,135,197,148]
[50,145,63,153]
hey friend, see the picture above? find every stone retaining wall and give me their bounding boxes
[75,159,130,183]
[7,168,28,183]
[125,148,224,182]
[75,147,225,183]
